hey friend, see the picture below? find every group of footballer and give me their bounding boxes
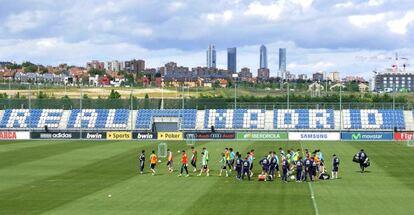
[138,146,341,182]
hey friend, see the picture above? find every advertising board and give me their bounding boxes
[289,132,340,141]
[236,132,288,140]
[341,132,393,141]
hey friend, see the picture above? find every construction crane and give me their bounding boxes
[355,52,410,72]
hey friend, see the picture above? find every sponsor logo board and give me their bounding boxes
[158,132,183,140]
[289,132,340,141]
[31,132,80,139]
[0,131,30,140]
[341,132,393,141]
[82,132,106,139]
[394,132,414,141]
[107,132,132,140]
[236,132,288,140]
[185,132,235,139]
[133,132,157,140]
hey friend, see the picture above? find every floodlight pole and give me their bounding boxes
[393,84,395,133]
[287,81,290,109]
[80,85,82,140]
[29,84,32,132]
[182,78,185,110]
[161,78,164,110]
[130,89,133,131]
[339,81,342,133]
[232,73,238,110]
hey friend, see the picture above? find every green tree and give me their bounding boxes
[88,68,106,76]
[37,91,48,99]
[108,89,121,99]
[212,80,220,88]
[23,65,38,73]
[144,93,150,109]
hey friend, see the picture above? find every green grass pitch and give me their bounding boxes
[0,140,413,215]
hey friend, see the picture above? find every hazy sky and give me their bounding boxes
[0,0,413,78]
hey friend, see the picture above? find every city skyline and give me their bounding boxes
[0,0,413,78]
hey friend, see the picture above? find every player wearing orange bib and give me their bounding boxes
[150,151,157,176]
[179,150,189,177]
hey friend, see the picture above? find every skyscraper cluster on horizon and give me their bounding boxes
[207,44,287,80]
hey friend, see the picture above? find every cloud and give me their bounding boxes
[387,11,414,34]
[4,10,51,33]
[243,0,314,21]
[168,1,186,12]
[334,1,354,8]
[244,1,284,21]
[348,13,386,28]
[368,0,384,7]
[0,0,413,79]
[205,10,233,23]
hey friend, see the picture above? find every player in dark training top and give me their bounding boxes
[281,157,289,183]
[235,152,243,180]
[304,156,313,182]
[295,157,303,182]
[358,149,368,173]
[268,151,278,180]
[242,154,251,181]
[139,150,145,174]
[332,154,340,179]
[259,155,270,179]
[190,146,197,172]
[310,156,317,181]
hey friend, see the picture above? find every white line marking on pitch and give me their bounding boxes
[300,141,320,215]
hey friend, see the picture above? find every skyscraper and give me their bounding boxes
[279,48,286,78]
[227,47,237,73]
[206,45,216,68]
[260,45,267,69]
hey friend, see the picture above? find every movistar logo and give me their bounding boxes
[352,133,361,140]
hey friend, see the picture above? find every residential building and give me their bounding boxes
[328,71,340,82]
[342,75,366,83]
[298,74,308,80]
[206,45,216,68]
[257,68,270,81]
[219,79,228,88]
[165,62,177,74]
[374,69,414,92]
[227,47,237,73]
[359,83,369,93]
[312,72,324,82]
[239,67,253,81]
[86,60,105,70]
[105,60,123,72]
[125,59,145,73]
[285,71,295,80]
[144,68,157,74]
[0,69,17,80]
[259,45,267,69]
